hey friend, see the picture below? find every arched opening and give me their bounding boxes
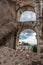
[20,11,36,22]
[19,29,37,53]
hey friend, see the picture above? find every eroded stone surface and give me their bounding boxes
[0,0,43,64]
[0,46,43,65]
[0,46,31,65]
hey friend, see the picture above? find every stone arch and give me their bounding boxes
[16,5,35,12]
[16,5,36,22]
[16,22,38,49]
[19,29,37,52]
[16,0,36,11]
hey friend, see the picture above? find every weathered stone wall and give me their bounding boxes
[0,0,17,48]
[0,46,43,65]
[16,0,43,63]
[0,0,42,50]
[16,0,42,52]
[0,0,43,64]
[17,6,35,22]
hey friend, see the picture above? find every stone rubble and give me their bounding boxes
[0,46,43,65]
[0,46,31,65]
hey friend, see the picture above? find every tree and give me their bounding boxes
[22,42,30,46]
[32,45,37,52]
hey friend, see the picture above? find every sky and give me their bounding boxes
[19,29,37,45]
[20,11,36,22]
[19,11,37,45]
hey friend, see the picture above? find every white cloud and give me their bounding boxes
[20,11,36,22]
[28,15,31,18]
[19,35,37,45]
[19,29,37,45]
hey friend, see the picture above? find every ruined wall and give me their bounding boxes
[16,0,42,49]
[0,0,17,48]
[16,0,43,63]
[0,0,43,64]
[0,46,43,65]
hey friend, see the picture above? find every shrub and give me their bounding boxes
[32,45,37,52]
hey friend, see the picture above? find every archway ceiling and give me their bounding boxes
[16,0,35,11]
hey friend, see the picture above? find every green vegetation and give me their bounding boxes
[32,45,37,52]
[23,43,30,46]
[19,42,37,53]
[20,42,30,46]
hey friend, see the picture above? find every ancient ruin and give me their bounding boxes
[0,0,43,65]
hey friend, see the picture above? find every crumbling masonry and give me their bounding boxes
[0,0,43,65]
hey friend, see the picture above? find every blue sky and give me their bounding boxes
[19,11,37,45]
[19,29,36,40]
[20,11,36,22]
[19,29,37,45]
[20,34,26,40]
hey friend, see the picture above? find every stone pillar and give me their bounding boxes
[42,8,43,40]
[36,35,40,59]
[16,35,19,50]
[13,28,18,50]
